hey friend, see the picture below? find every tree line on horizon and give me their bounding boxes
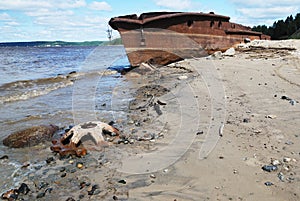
[0,39,123,47]
[252,13,300,39]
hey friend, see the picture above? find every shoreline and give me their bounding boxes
[1,40,300,200]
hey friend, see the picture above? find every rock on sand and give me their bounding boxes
[3,124,59,148]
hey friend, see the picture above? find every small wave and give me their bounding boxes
[0,70,118,104]
[0,75,68,89]
[0,80,73,104]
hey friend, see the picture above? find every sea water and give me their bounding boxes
[0,45,132,190]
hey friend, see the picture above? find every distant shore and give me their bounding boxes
[0,38,123,47]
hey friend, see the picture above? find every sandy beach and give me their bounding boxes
[1,40,299,201]
[121,40,300,201]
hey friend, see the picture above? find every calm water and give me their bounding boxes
[0,45,132,190]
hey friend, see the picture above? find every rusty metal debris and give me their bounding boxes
[50,121,119,157]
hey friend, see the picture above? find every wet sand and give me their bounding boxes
[1,40,300,201]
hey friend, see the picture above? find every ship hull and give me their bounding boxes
[109,12,270,66]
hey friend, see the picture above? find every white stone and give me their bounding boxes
[283,157,292,162]
[272,159,280,166]
[178,75,188,80]
[223,47,235,56]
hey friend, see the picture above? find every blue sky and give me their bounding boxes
[0,0,299,42]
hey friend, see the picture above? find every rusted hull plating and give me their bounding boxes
[109,12,270,66]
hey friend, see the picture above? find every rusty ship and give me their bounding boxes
[109,12,270,67]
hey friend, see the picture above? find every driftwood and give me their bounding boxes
[238,45,296,52]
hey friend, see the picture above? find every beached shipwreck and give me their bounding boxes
[109,12,270,67]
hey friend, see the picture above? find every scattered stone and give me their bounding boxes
[283,166,290,171]
[211,51,223,59]
[290,99,296,105]
[118,179,127,184]
[18,183,30,195]
[59,167,66,172]
[46,157,55,164]
[154,103,162,115]
[243,118,250,123]
[264,181,273,186]
[223,47,235,56]
[271,159,280,166]
[265,115,277,119]
[285,141,294,145]
[45,188,53,193]
[278,172,285,181]
[3,124,59,148]
[37,181,49,190]
[150,174,156,179]
[178,75,188,80]
[196,131,204,135]
[127,120,134,125]
[76,162,84,169]
[66,197,75,201]
[262,165,278,172]
[36,192,45,199]
[283,157,292,162]
[281,95,298,105]
[113,195,119,200]
[163,169,169,173]
[0,155,9,160]
[87,184,99,195]
[68,168,77,173]
[138,133,155,141]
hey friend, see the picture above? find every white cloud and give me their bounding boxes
[0,0,51,11]
[26,9,74,17]
[229,0,300,26]
[28,12,110,41]
[0,0,111,41]
[0,0,86,11]
[56,0,86,9]
[0,12,13,21]
[88,1,112,11]
[230,0,300,7]
[5,21,20,26]
[237,6,298,19]
[0,13,20,28]
[153,0,193,10]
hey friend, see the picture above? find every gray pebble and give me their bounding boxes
[262,165,278,172]
[36,192,45,199]
[264,181,273,186]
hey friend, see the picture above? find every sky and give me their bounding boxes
[0,0,300,42]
